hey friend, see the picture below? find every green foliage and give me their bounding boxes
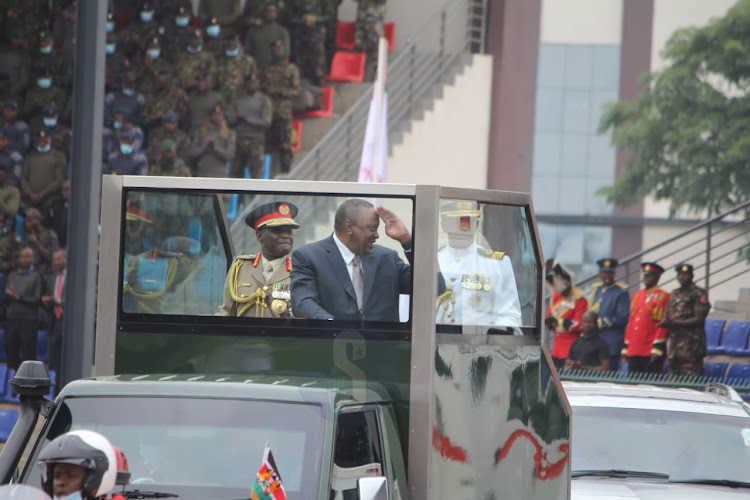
[598,0,750,217]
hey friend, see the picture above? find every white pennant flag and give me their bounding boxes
[358,37,389,183]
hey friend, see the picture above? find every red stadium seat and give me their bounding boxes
[326,52,366,83]
[384,22,396,52]
[295,86,335,118]
[291,121,303,153]
[336,21,357,50]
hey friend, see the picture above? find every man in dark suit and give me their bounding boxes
[291,198,413,322]
[42,248,66,372]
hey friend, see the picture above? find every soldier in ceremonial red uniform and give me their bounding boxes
[621,262,670,373]
[545,259,588,370]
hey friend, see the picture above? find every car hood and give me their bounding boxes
[572,478,750,499]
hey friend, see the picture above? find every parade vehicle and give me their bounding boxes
[0,177,571,499]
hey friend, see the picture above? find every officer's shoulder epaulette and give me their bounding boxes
[615,282,629,291]
[478,247,506,260]
[235,254,257,260]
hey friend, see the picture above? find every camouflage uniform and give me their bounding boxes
[32,50,72,93]
[287,0,327,84]
[355,0,387,54]
[147,126,192,161]
[204,19,227,58]
[216,49,257,101]
[142,83,190,133]
[0,181,20,271]
[119,19,164,60]
[187,88,225,134]
[244,23,291,71]
[163,20,196,63]
[150,156,192,176]
[5,0,49,50]
[261,60,300,173]
[198,0,242,32]
[227,89,272,178]
[322,0,343,70]
[665,284,711,376]
[174,50,216,91]
[135,57,173,95]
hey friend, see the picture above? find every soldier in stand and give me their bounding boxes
[435,200,522,329]
[659,263,711,376]
[588,258,630,371]
[621,262,670,373]
[217,201,299,318]
[545,259,589,371]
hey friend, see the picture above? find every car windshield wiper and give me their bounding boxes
[116,490,178,499]
[572,469,669,480]
[671,478,750,489]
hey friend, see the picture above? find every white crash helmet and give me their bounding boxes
[38,430,117,498]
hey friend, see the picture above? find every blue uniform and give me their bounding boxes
[589,282,630,370]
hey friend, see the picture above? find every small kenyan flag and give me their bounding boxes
[251,442,287,500]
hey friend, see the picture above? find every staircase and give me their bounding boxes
[713,288,750,322]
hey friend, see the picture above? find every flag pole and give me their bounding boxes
[372,36,388,183]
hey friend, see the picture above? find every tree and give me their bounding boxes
[598,0,750,217]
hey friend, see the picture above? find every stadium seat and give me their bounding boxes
[0,409,18,443]
[37,329,48,362]
[720,321,750,356]
[705,318,727,354]
[384,22,396,52]
[295,86,335,118]
[262,153,272,179]
[48,370,57,399]
[326,52,366,83]
[335,21,357,51]
[292,121,303,153]
[704,361,729,380]
[1,369,19,404]
[0,328,6,362]
[726,363,750,385]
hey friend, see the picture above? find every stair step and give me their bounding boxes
[708,310,750,322]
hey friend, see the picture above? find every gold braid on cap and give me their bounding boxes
[227,259,267,316]
[436,285,456,323]
[123,257,179,314]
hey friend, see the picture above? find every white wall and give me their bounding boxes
[540,0,623,45]
[387,54,493,187]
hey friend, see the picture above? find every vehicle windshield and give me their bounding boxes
[571,406,750,483]
[23,396,325,500]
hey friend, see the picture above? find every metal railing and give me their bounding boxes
[287,0,488,182]
[574,201,750,297]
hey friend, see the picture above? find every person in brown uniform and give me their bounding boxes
[658,263,711,376]
[21,130,66,211]
[4,246,43,370]
[218,201,299,318]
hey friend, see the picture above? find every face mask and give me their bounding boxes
[106,43,116,54]
[175,16,190,27]
[106,21,115,32]
[120,143,134,155]
[147,48,160,59]
[225,48,239,57]
[206,25,220,37]
[55,492,83,500]
[113,120,123,130]
[140,11,154,22]
[38,78,52,89]
[37,144,51,153]
[122,88,135,96]
[43,117,57,127]
[187,44,202,54]
[40,44,53,54]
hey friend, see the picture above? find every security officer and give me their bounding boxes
[104,128,149,176]
[545,259,589,370]
[216,33,257,102]
[436,200,522,329]
[621,262,670,373]
[217,201,300,318]
[658,263,711,376]
[588,258,630,371]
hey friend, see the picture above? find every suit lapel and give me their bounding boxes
[323,236,357,302]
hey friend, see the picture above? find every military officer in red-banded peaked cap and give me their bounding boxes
[217,201,300,317]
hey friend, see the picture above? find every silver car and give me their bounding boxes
[565,381,750,499]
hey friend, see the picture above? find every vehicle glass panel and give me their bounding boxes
[436,198,538,332]
[572,406,750,482]
[120,189,415,329]
[332,410,384,498]
[23,396,324,500]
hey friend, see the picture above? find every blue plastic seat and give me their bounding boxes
[705,318,727,354]
[0,409,19,442]
[0,328,6,363]
[726,363,750,385]
[37,330,48,362]
[1,369,19,404]
[48,370,57,399]
[704,361,729,380]
[721,321,750,356]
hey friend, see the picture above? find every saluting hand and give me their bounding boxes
[376,206,411,245]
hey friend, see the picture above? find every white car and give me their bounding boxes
[565,381,750,499]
